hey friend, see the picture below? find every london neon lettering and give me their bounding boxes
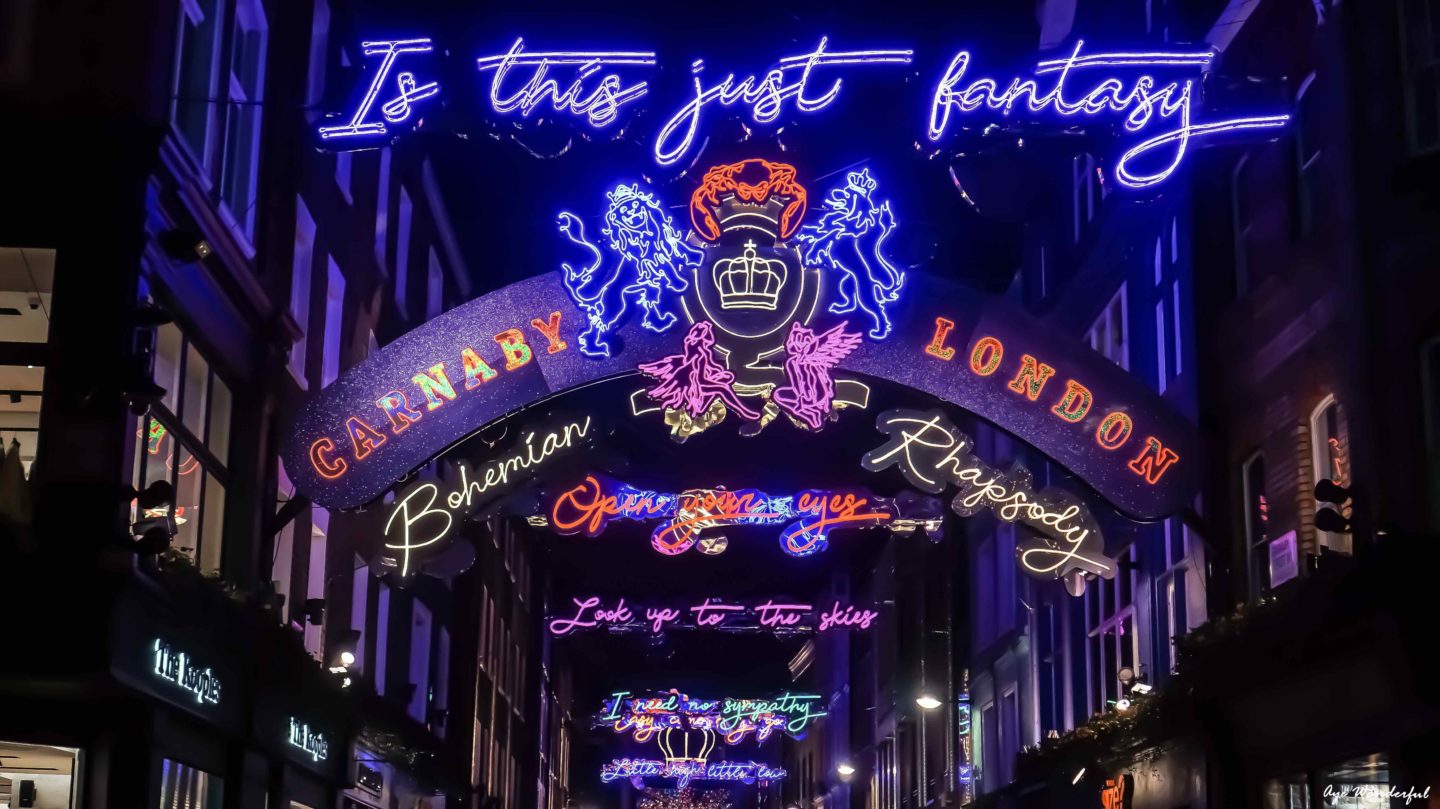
[546,474,926,557]
[921,317,1182,487]
[862,409,1114,580]
[927,40,1290,189]
[547,595,879,636]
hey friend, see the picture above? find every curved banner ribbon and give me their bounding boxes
[283,272,1196,520]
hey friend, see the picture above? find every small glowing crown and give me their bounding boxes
[713,241,786,311]
[657,726,717,764]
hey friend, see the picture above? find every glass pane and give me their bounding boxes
[0,364,44,481]
[183,343,209,441]
[172,446,204,564]
[208,374,231,467]
[155,323,184,416]
[159,758,225,809]
[172,0,222,165]
[0,247,55,343]
[1262,774,1310,809]
[199,473,225,575]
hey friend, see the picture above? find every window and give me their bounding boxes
[1231,153,1255,295]
[375,582,391,695]
[273,467,296,627]
[395,188,413,317]
[1072,153,1098,243]
[1084,546,1138,715]
[350,555,369,673]
[136,322,232,574]
[998,689,1019,785]
[218,0,267,244]
[1087,285,1129,369]
[1241,452,1270,598]
[1400,0,1440,153]
[1310,395,1351,554]
[434,627,451,738]
[171,0,224,170]
[409,599,433,722]
[0,246,53,344]
[321,257,344,387]
[288,198,315,387]
[426,248,443,321]
[159,758,224,809]
[306,0,329,107]
[305,507,328,659]
[375,148,392,273]
[336,152,353,204]
[978,701,996,792]
[1035,601,1065,737]
[1293,73,1321,237]
[1155,519,1199,673]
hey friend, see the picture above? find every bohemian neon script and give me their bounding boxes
[319,37,1284,185]
[862,409,1113,580]
[384,418,592,576]
[547,595,879,636]
[601,758,787,788]
[547,474,910,556]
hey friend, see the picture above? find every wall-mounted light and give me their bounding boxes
[331,628,361,670]
[836,762,856,777]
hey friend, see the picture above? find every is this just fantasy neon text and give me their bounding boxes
[318,37,1287,188]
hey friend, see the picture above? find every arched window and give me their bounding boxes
[1310,395,1350,554]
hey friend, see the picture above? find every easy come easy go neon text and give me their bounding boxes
[319,37,1287,188]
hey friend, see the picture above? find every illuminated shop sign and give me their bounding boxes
[284,160,1197,520]
[1101,774,1134,809]
[383,417,593,575]
[601,758,787,788]
[319,37,1285,188]
[546,474,937,557]
[547,596,879,636]
[862,409,1112,581]
[152,638,222,706]
[287,717,330,762]
[600,690,826,745]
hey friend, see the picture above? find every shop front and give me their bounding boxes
[251,663,353,809]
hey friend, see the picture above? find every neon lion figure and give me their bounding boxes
[795,168,904,339]
[557,183,702,357]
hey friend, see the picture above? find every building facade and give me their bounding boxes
[0,0,552,806]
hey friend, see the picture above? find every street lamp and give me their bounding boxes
[915,694,943,711]
[837,762,856,778]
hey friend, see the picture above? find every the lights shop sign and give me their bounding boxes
[287,717,330,763]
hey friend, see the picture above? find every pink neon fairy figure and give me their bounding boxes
[639,322,761,420]
[772,321,863,430]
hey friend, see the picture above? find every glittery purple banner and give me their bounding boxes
[282,272,1196,519]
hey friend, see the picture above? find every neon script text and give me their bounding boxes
[547,595,878,636]
[863,409,1113,581]
[384,418,592,576]
[476,39,657,127]
[927,40,1289,189]
[318,39,439,141]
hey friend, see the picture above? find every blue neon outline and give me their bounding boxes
[318,38,439,142]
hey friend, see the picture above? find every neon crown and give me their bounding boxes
[714,241,787,311]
